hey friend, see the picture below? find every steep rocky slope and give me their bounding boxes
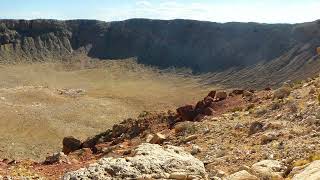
[2,71,320,179]
[1,19,320,87]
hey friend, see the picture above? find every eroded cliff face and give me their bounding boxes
[0,19,320,74]
[0,20,72,63]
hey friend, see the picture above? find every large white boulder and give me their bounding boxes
[63,143,207,179]
[251,160,287,180]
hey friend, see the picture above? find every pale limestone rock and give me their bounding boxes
[63,143,207,179]
[292,160,320,180]
[251,160,286,180]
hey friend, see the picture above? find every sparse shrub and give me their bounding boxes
[293,153,320,167]
[244,103,255,111]
[230,106,243,112]
[288,102,298,113]
[174,121,197,135]
[292,80,303,88]
[270,100,283,110]
[254,107,268,117]
[138,111,150,118]
[273,87,292,100]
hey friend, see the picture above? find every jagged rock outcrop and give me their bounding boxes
[62,143,207,180]
[0,20,72,63]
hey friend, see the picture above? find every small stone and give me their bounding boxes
[187,175,202,180]
[226,170,259,180]
[145,134,154,143]
[216,169,226,177]
[149,133,166,144]
[191,145,202,155]
[44,152,69,164]
[184,135,198,142]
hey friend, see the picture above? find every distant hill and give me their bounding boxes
[1,19,320,87]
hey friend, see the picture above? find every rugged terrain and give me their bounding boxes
[0,18,320,179]
[1,19,320,87]
[2,68,320,179]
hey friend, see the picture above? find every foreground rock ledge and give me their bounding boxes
[63,143,208,180]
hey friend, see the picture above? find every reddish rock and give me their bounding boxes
[176,105,197,121]
[82,129,113,149]
[195,100,206,110]
[207,90,216,98]
[215,91,227,101]
[204,96,214,106]
[62,136,82,154]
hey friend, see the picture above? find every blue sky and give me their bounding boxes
[1,0,319,23]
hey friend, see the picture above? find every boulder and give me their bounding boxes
[177,105,197,121]
[195,100,206,111]
[226,170,258,180]
[204,96,215,106]
[62,136,82,154]
[251,160,287,179]
[215,91,227,101]
[292,160,320,180]
[63,143,207,180]
[82,129,113,149]
[208,90,216,98]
